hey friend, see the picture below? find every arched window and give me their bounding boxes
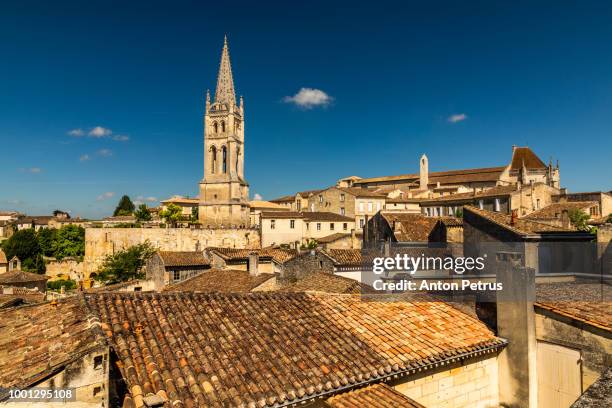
[221,121,225,132]
[211,146,217,174]
[213,122,218,133]
[222,146,227,173]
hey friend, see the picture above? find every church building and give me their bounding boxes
[199,37,250,227]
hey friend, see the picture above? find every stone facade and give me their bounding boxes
[276,250,335,283]
[83,227,260,276]
[199,36,250,228]
[45,257,85,281]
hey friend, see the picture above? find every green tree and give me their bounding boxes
[568,209,591,232]
[54,225,85,260]
[190,206,199,223]
[607,213,612,223]
[135,204,152,222]
[160,203,182,227]
[94,242,155,284]
[454,208,463,218]
[113,195,135,216]
[300,238,318,250]
[37,228,58,257]
[1,229,43,272]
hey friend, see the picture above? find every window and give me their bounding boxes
[93,387,102,397]
[340,207,345,215]
[359,219,365,228]
[93,355,104,370]
[297,201,301,211]
[590,206,599,216]
[290,219,295,229]
[306,222,309,230]
[319,260,324,268]
[367,202,373,212]
[359,202,364,212]
[271,219,276,229]
[235,147,240,173]
[213,122,218,133]
[340,193,345,202]
[330,223,335,231]
[319,195,323,203]
[222,146,227,173]
[536,199,541,210]
[173,270,180,282]
[310,203,315,212]
[317,223,321,231]
[221,121,225,132]
[494,198,501,212]
[211,146,217,174]
[343,222,348,231]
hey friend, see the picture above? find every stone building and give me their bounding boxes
[307,187,386,230]
[552,190,612,222]
[0,257,48,293]
[199,37,250,228]
[365,211,462,246]
[524,200,601,228]
[248,199,287,227]
[144,251,211,290]
[206,247,295,273]
[0,249,7,273]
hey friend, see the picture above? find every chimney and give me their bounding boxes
[561,210,570,229]
[351,229,358,249]
[419,154,429,191]
[248,252,259,276]
[510,209,517,226]
[383,240,390,257]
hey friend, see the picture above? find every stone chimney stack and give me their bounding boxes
[419,154,429,191]
[561,210,570,229]
[248,252,259,276]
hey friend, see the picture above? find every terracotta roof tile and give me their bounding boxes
[280,272,374,294]
[464,206,574,236]
[380,213,441,242]
[207,247,297,263]
[303,212,354,222]
[0,298,103,391]
[83,292,505,408]
[163,269,275,293]
[316,233,352,244]
[524,201,598,220]
[0,270,49,284]
[326,383,426,408]
[321,249,365,266]
[510,146,546,170]
[158,251,210,267]
[337,187,387,198]
[420,185,517,204]
[354,166,506,186]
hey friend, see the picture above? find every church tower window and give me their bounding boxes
[222,146,227,173]
[221,121,225,132]
[211,146,217,173]
[213,122,218,133]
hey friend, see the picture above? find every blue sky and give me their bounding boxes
[1,0,611,218]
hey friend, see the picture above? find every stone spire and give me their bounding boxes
[214,35,236,106]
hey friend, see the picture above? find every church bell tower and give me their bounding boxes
[199,36,250,227]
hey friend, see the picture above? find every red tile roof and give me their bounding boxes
[524,201,598,220]
[353,166,506,186]
[380,213,441,242]
[158,251,210,267]
[0,270,48,284]
[464,206,574,236]
[280,272,373,294]
[0,298,104,391]
[510,146,547,170]
[303,212,355,222]
[207,247,297,263]
[84,292,504,408]
[321,249,365,267]
[326,383,426,408]
[163,269,275,293]
[419,185,517,204]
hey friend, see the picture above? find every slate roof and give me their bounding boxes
[207,247,297,263]
[524,201,598,220]
[163,269,275,293]
[280,272,373,294]
[326,383,426,408]
[464,206,575,236]
[535,283,612,332]
[0,270,48,284]
[0,298,104,392]
[509,146,547,170]
[158,251,210,267]
[83,291,505,408]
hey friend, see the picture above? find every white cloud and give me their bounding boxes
[97,148,113,157]
[79,154,90,162]
[89,126,113,137]
[448,113,467,123]
[283,88,333,109]
[68,128,84,137]
[136,195,157,203]
[253,193,263,200]
[19,167,42,174]
[97,192,115,201]
[112,134,129,142]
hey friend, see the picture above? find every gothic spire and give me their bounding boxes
[214,35,236,106]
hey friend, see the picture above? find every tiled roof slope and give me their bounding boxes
[321,249,365,266]
[280,272,373,294]
[84,292,505,408]
[163,269,275,293]
[326,383,426,408]
[380,213,440,242]
[158,251,210,267]
[302,212,355,222]
[535,283,612,332]
[570,367,612,408]
[0,298,103,391]
[510,146,546,170]
[464,206,572,236]
[353,166,506,186]
[524,201,598,220]
[207,247,296,263]
[0,270,48,284]
[420,185,517,204]
[337,187,387,198]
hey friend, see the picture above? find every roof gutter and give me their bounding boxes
[271,339,508,408]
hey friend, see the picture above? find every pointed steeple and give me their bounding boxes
[214,35,236,106]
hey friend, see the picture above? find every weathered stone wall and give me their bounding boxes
[278,250,335,283]
[45,258,85,281]
[84,227,260,275]
[391,355,499,407]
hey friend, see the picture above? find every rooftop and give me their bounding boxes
[326,382,426,408]
[570,367,612,408]
[83,291,504,408]
[379,212,444,242]
[353,166,506,186]
[0,270,48,284]
[157,251,210,267]
[509,146,547,170]
[207,247,297,263]
[280,272,373,294]
[464,206,576,236]
[163,269,275,293]
[419,185,518,204]
[524,201,598,220]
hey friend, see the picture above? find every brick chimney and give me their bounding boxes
[248,252,259,276]
[510,209,517,226]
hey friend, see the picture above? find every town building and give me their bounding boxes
[365,212,463,246]
[552,190,612,222]
[144,251,211,290]
[205,247,295,273]
[307,187,387,230]
[248,199,286,226]
[163,268,277,293]
[198,37,250,227]
[524,200,601,228]
[160,195,199,219]
[0,249,7,273]
[0,257,48,292]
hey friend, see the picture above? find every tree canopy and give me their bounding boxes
[94,242,156,284]
[113,195,135,216]
[160,204,182,227]
[54,225,85,259]
[568,209,591,232]
[134,204,152,222]
[1,229,44,273]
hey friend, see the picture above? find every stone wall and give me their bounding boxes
[391,355,499,408]
[277,250,335,283]
[46,258,85,281]
[84,227,260,276]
